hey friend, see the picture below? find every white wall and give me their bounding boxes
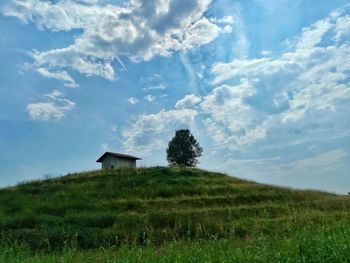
[102,156,137,169]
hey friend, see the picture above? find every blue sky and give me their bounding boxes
[0,0,349,194]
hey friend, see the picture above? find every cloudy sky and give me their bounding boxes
[1,0,349,193]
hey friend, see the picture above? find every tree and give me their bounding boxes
[166,129,203,167]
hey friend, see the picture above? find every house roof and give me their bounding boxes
[96,152,142,162]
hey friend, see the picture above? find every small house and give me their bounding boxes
[96,152,141,169]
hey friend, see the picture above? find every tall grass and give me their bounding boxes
[0,166,349,260]
[1,223,349,263]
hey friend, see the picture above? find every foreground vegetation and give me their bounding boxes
[0,167,349,262]
[2,224,350,263]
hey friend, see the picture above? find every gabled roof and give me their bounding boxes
[96,152,141,163]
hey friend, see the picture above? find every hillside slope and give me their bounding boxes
[0,167,349,251]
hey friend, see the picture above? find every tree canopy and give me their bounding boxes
[166,129,203,167]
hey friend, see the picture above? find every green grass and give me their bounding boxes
[0,166,349,262]
[1,224,350,263]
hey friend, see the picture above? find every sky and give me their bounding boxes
[0,0,349,194]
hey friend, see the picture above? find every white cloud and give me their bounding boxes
[230,4,249,58]
[210,16,235,25]
[217,149,349,190]
[141,74,167,93]
[197,64,206,79]
[281,45,350,123]
[291,149,347,171]
[37,67,78,88]
[122,7,350,156]
[261,50,271,56]
[211,55,292,85]
[205,8,350,151]
[110,125,117,132]
[221,25,232,33]
[179,53,197,91]
[333,15,350,42]
[4,0,226,82]
[175,94,202,109]
[101,143,109,151]
[32,48,115,81]
[199,82,273,149]
[209,15,235,33]
[127,97,139,105]
[140,74,162,84]
[296,18,333,50]
[122,108,198,155]
[27,90,75,120]
[27,103,65,120]
[142,83,166,92]
[182,18,221,49]
[144,94,156,103]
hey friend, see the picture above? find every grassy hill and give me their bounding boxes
[1,167,350,262]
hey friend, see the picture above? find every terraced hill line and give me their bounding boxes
[0,167,349,251]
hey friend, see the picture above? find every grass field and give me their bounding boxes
[0,167,349,262]
[1,224,350,263]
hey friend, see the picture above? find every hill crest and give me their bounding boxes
[0,167,349,251]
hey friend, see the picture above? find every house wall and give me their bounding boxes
[102,156,137,169]
[101,155,111,169]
